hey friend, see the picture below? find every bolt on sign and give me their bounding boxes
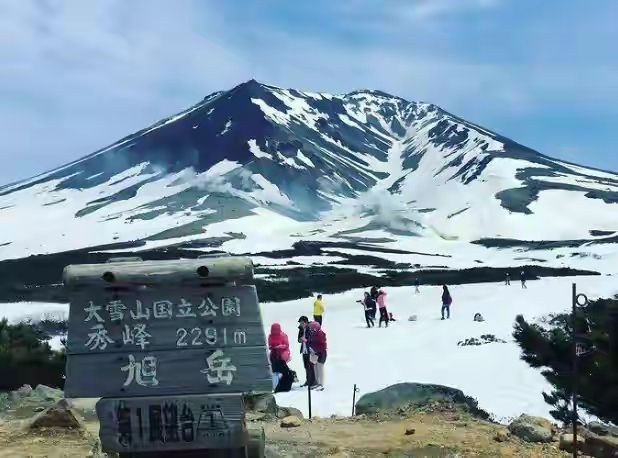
[63,256,271,454]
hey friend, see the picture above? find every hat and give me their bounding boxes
[298,315,309,323]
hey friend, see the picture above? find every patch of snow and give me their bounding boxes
[248,140,273,160]
[250,98,290,126]
[219,119,232,136]
[249,174,293,208]
[296,150,315,168]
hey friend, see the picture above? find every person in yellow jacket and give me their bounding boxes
[313,294,324,325]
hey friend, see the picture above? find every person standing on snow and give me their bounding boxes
[297,315,315,387]
[377,289,390,327]
[307,321,327,391]
[441,285,453,320]
[520,270,527,289]
[505,272,511,286]
[313,294,325,325]
[414,278,420,294]
[358,292,375,328]
[268,323,294,392]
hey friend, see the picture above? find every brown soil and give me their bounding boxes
[0,410,569,457]
[263,411,568,457]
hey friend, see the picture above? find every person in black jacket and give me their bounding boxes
[358,292,376,328]
[297,315,315,387]
[441,285,453,320]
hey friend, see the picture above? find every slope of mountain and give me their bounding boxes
[0,80,616,268]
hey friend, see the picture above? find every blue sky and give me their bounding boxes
[1,0,617,184]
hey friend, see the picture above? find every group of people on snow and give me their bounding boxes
[267,312,328,392]
[505,270,528,288]
[358,286,394,328]
[268,272,532,394]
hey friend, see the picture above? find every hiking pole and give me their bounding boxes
[352,384,360,416]
[307,382,312,420]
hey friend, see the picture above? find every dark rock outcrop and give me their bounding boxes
[354,382,490,419]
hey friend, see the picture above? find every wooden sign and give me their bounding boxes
[65,287,266,353]
[63,257,255,288]
[66,346,272,398]
[96,394,247,453]
[63,258,273,399]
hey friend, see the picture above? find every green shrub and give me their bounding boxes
[0,319,65,390]
[513,296,618,424]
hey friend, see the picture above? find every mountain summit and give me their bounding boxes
[0,80,616,260]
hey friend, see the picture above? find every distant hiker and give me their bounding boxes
[358,292,375,328]
[414,278,420,294]
[505,272,511,286]
[313,294,324,325]
[268,323,294,392]
[520,270,527,289]
[307,321,327,391]
[377,289,389,327]
[297,316,315,387]
[441,285,452,320]
[389,312,396,322]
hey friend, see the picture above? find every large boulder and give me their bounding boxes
[243,393,277,414]
[8,384,33,402]
[588,421,618,438]
[276,406,304,420]
[354,383,490,419]
[585,434,618,458]
[508,415,554,443]
[27,399,84,430]
[280,415,302,428]
[32,384,63,402]
[559,433,585,453]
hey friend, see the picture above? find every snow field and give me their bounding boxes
[0,276,616,423]
[263,275,617,422]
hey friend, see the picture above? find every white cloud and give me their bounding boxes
[0,0,617,183]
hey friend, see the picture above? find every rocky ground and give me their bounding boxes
[0,384,616,457]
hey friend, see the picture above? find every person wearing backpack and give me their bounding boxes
[307,321,327,391]
[377,289,389,327]
[268,323,294,392]
[441,285,453,320]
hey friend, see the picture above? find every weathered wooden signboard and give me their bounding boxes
[63,256,271,455]
[96,394,247,453]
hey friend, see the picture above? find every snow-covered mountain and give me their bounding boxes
[1,80,617,266]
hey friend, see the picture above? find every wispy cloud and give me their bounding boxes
[0,0,616,182]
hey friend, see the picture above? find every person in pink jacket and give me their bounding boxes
[377,289,390,327]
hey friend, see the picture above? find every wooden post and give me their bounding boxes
[351,384,359,416]
[307,383,312,420]
[571,283,578,458]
